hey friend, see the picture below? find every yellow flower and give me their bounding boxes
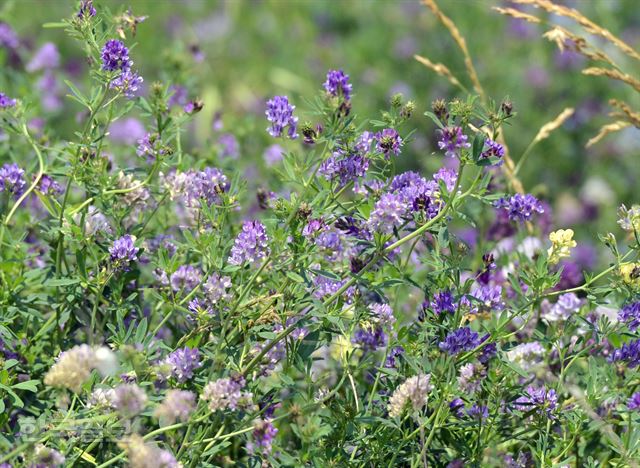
[620,262,640,287]
[330,335,355,362]
[547,229,576,265]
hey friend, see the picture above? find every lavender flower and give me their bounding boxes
[320,150,369,185]
[439,327,481,356]
[375,128,403,157]
[619,301,640,331]
[352,325,387,351]
[433,167,458,192]
[228,220,270,266]
[169,265,201,292]
[311,274,355,301]
[494,193,544,222]
[323,69,352,101]
[449,398,465,417]
[542,293,582,323]
[249,419,278,454]
[0,23,19,50]
[437,126,470,158]
[0,163,26,197]
[0,92,17,108]
[154,389,196,424]
[369,303,396,327]
[109,69,143,99]
[112,384,147,415]
[204,273,232,304]
[628,393,640,411]
[37,174,62,195]
[109,235,139,269]
[466,404,489,420]
[457,363,486,393]
[266,95,298,139]
[101,39,131,72]
[465,285,505,314]
[201,376,254,412]
[164,347,201,382]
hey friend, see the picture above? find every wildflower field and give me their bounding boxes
[1,0,640,466]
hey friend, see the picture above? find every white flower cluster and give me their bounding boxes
[387,374,432,418]
[44,344,117,392]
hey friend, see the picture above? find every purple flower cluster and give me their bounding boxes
[248,419,278,455]
[375,128,403,157]
[204,273,232,304]
[136,133,165,162]
[628,393,640,411]
[109,69,143,99]
[37,174,62,196]
[514,386,558,416]
[101,39,131,72]
[466,404,489,420]
[439,327,481,356]
[266,95,298,139]
[0,92,16,108]
[0,163,26,197]
[480,139,505,165]
[323,69,352,101]
[609,338,640,367]
[619,301,640,331]
[437,126,470,158]
[465,285,505,314]
[429,290,457,315]
[170,265,202,292]
[228,220,270,266]
[109,235,139,269]
[77,0,97,18]
[494,193,544,223]
[320,150,369,185]
[352,325,388,351]
[311,274,355,301]
[165,347,202,383]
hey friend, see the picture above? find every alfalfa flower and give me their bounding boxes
[618,204,640,232]
[228,220,270,266]
[265,95,298,139]
[154,389,196,425]
[547,229,576,265]
[120,435,180,468]
[201,376,254,412]
[387,374,432,418]
[44,345,116,392]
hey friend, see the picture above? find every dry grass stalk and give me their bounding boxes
[422,0,485,99]
[533,107,575,143]
[582,67,640,93]
[414,54,466,92]
[542,26,615,66]
[608,99,640,127]
[511,0,640,61]
[491,7,540,24]
[586,121,631,148]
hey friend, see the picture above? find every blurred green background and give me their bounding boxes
[1,0,639,237]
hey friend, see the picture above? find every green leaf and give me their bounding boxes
[472,133,485,160]
[12,380,39,392]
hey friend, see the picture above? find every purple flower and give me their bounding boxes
[228,220,270,266]
[109,118,146,145]
[449,398,465,417]
[26,43,60,72]
[266,95,298,139]
[543,293,582,323]
[204,273,232,304]
[109,235,139,269]
[368,192,407,234]
[113,384,147,415]
[437,126,470,158]
[0,163,26,197]
[433,167,458,192]
[263,144,284,166]
[628,392,640,411]
[369,303,395,327]
[0,92,17,108]
[354,131,375,154]
[609,338,640,367]
[218,133,239,159]
[323,69,352,101]
[101,39,131,72]
[250,419,278,454]
[155,389,196,424]
[514,386,558,416]
[194,167,229,205]
[619,302,640,331]
[430,290,457,315]
[170,265,202,292]
[320,150,369,185]
[109,69,143,99]
[136,132,168,162]
[165,347,202,383]
[439,327,481,356]
[385,346,405,368]
[37,174,62,195]
[375,128,403,157]
[77,0,97,18]
[494,193,544,222]
[466,404,489,420]
[0,23,19,50]
[352,325,388,351]
[311,274,355,301]
[465,285,505,314]
[480,139,504,165]
[187,298,213,320]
